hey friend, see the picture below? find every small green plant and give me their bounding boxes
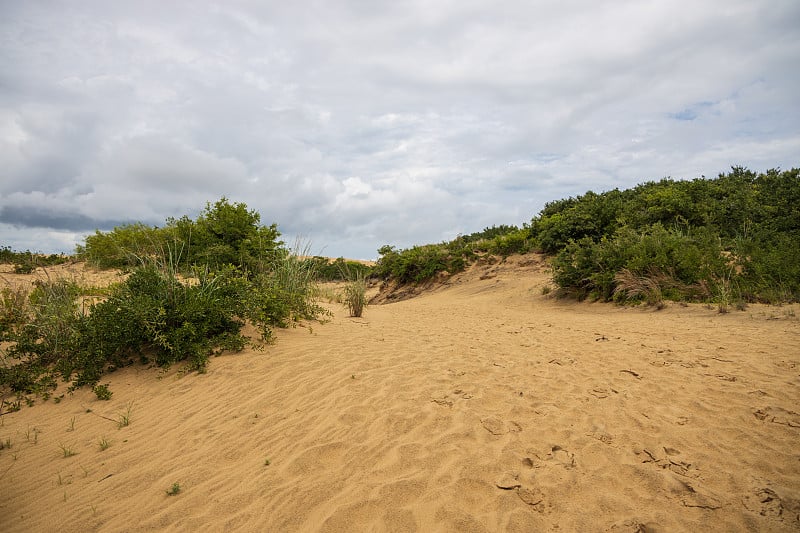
[67,416,76,432]
[93,383,113,401]
[26,427,40,443]
[98,437,110,451]
[117,401,134,428]
[166,482,181,496]
[59,443,78,458]
[1,437,12,450]
[264,458,271,466]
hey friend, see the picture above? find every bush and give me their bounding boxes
[252,247,328,330]
[310,257,373,282]
[486,228,533,256]
[535,167,799,303]
[1,256,328,397]
[374,244,467,283]
[552,225,725,302]
[2,200,333,403]
[80,198,282,274]
[0,286,29,339]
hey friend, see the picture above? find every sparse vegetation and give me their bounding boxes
[59,443,77,458]
[166,482,181,496]
[117,402,133,428]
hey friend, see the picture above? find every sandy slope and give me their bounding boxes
[1,256,799,532]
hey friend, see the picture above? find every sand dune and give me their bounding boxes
[1,255,799,532]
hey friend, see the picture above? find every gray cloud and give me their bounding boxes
[1,0,798,258]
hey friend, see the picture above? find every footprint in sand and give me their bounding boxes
[523,445,576,469]
[547,445,576,468]
[753,406,800,428]
[481,417,522,435]
[606,518,660,532]
[677,480,723,510]
[636,446,697,478]
[590,387,618,399]
[742,485,800,523]
[495,472,546,511]
[516,486,546,511]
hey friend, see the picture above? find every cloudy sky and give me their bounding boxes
[2,1,798,259]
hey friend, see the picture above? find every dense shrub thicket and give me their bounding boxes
[0,199,326,405]
[375,167,799,304]
[535,167,799,303]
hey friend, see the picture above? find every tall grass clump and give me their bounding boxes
[248,242,328,333]
[339,262,368,318]
[343,278,367,317]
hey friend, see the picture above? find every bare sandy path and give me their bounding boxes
[1,256,798,531]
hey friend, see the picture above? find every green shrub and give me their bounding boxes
[2,201,333,402]
[310,257,373,282]
[80,198,283,274]
[552,225,726,302]
[2,263,265,393]
[0,286,29,339]
[92,383,113,400]
[374,244,467,283]
[486,228,533,256]
[537,167,799,303]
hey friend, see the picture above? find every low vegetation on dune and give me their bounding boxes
[1,166,798,408]
[0,247,71,274]
[374,166,799,306]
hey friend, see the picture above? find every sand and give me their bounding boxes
[1,255,798,532]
